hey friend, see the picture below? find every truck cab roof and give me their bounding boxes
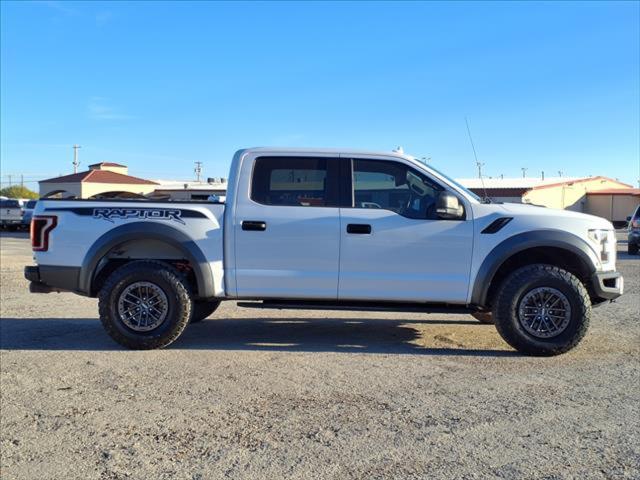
[238,147,414,161]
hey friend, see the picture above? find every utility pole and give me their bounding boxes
[558,170,563,178]
[521,167,527,178]
[8,174,12,187]
[194,161,203,182]
[21,174,24,187]
[73,144,81,173]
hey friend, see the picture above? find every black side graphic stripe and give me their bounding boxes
[481,217,513,234]
[44,207,207,218]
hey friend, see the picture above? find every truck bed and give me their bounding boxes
[31,198,226,297]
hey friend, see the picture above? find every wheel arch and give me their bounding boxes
[471,230,598,308]
[79,222,215,298]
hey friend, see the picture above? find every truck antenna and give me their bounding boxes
[464,117,488,202]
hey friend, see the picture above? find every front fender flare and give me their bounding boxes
[470,230,598,307]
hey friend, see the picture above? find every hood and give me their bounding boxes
[497,202,613,229]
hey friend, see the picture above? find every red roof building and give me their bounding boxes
[39,163,158,199]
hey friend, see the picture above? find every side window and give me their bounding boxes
[352,159,443,219]
[251,157,337,207]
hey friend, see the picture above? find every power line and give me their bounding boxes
[0,180,40,186]
[464,117,488,201]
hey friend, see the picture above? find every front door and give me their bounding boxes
[234,155,341,299]
[338,157,474,303]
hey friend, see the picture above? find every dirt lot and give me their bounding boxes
[1,231,638,479]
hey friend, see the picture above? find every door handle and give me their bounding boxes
[346,223,372,234]
[242,220,267,231]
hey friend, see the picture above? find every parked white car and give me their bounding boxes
[25,148,623,355]
[1,198,25,229]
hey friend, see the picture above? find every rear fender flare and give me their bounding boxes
[79,222,214,298]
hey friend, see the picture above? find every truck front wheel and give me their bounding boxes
[98,261,192,349]
[190,300,221,323]
[493,264,591,356]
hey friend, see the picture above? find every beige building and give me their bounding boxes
[522,176,634,212]
[460,175,636,225]
[584,189,640,225]
[459,176,584,204]
[40,162,158,199]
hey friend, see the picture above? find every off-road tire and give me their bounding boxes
[471,311,494,324]
[190,300,221,323]
[492,264,591,356]
[629,243,639,255]
[98,260,193,349]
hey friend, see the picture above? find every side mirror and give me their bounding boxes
[436,191,464,220]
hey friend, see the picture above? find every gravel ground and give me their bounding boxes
[1,230,639,479]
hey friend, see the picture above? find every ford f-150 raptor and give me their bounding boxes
[25,148,624,355]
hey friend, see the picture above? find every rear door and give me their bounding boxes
[338,156,474,303]
[233,155,342,299]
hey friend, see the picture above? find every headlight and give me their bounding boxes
[588,229,616,270]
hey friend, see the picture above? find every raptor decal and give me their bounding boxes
[93,208,185,224]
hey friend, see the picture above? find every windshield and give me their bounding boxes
[0,199,20,208]
[422,163,482,202]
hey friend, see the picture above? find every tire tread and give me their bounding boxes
[493,264,591,356]
[98,260,192,349]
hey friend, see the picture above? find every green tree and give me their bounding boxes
[0,185,39,199]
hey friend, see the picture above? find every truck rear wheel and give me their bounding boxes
[492,264,591,356]
[190,300,221,323]
[98,261,192,349]
[629,242,639,255]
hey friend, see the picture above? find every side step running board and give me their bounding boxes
[236,300,473,314]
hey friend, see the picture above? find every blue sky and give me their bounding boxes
[1,1,639,187]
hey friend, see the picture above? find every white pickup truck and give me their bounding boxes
[25,148,623,355]
[1,198,26,229]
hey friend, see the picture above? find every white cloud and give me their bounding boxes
[95,11,113,27]
[40,1,78,16]
[88,97,133,121]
